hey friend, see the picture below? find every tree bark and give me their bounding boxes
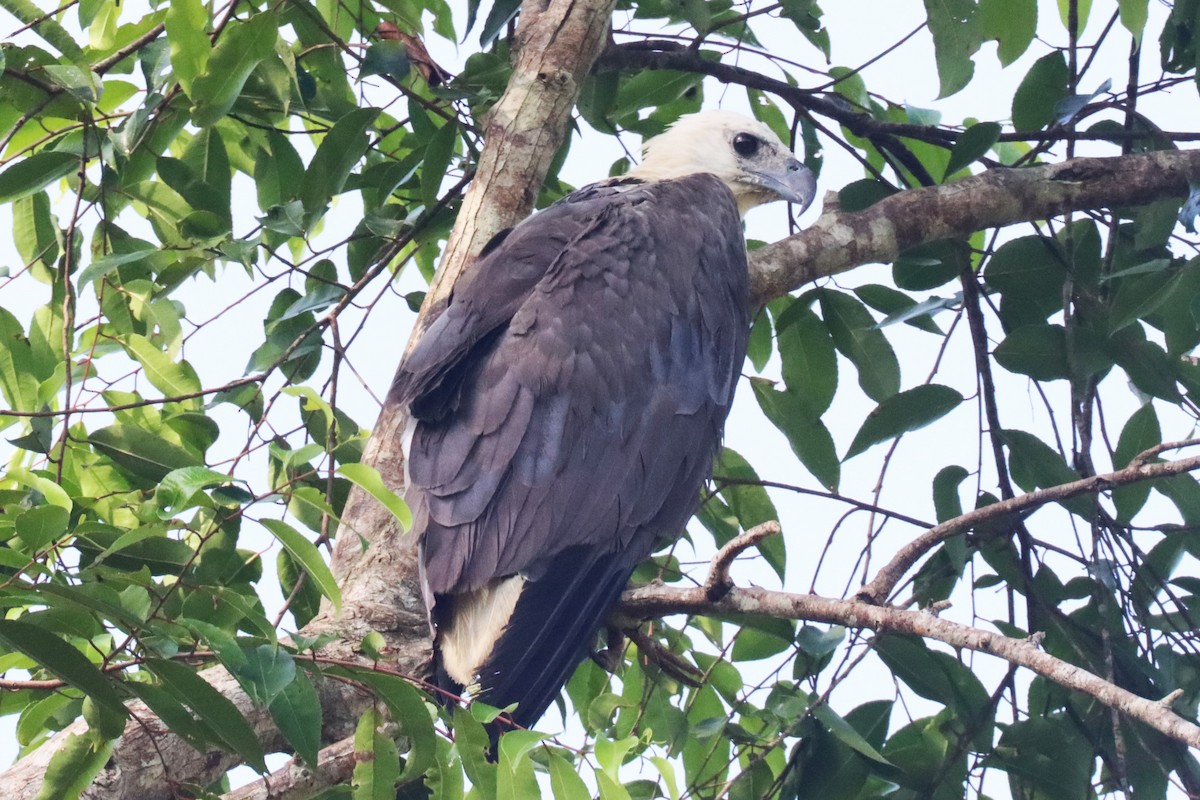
[748,149,1200,305]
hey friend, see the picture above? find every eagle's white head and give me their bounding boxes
[626,110,817,217]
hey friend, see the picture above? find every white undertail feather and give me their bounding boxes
[439,575,526,687]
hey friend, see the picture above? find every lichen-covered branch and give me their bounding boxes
[221,735,357,800]
[858,443,1200,605]
[618,584,1200,749]
[748,150,1200,304]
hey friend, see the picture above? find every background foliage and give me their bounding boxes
[3,0,1200,797]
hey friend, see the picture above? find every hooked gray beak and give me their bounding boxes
[752,158,817,212]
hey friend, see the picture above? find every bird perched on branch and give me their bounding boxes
[390,110,816,737]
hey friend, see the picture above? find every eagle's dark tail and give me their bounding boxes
[462,546,636,756]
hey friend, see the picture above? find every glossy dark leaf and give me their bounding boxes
[189,13,279,127]
[874,635,993,749]
[775,297,837,416]
[943,121,1001,178]
[1000,429,1090,517]
[268,668,321,768]
[924,0,981,98]
[145,657,267,772]
[979,0,1036,65]
[993,324,1069,381]
[1112,404,1160,522]
[844,384,963,459]
[0,620,128,718]
[818,289,900,402]
[0,151,79,204]
[1012,51,1069,131]
[300,107,381,217]
[751,379,840,490]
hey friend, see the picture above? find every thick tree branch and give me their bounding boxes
[858,443,1200,605]
[618,584,1200,749]
[748,149,1200,305]
[221,735,357,800]
[597,43,1200,147]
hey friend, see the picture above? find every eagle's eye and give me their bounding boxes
[732,132,760,157]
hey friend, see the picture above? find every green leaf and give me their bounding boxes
[611,71,703,121]
[548,753,590,800]
[122,333,201,401]
[337,463,412,529]
[924,0,982,98]
[874,635,993,749]
[775,298,837,416]
[855,284,946,334]
[944,121,1001,178]
[1000,429,1090,516]
[268,668,322,767]
[259,519,341,613]
[256,130,305,211]
[478,0,521,46]
[15,505,70,550]
[1012,51,1069,131]
[300,107,380,217]
[980,0,1036,65]
[818,289,900,402]
[993,324,1069,381]
[454,706,497,799]
[810,703,892,767]
[125,680,214,753]
[89,424,201,483]
[497,729,546,799]
[360,40,410,82]
[165,0,210,96]
[751,379,840,490]
[745,309,772,372]
[731,626,793,661]
[229,644,295,704]
[0,151,79,205]
[348,669,436,782]
[13,191,59,272]
[983,234,1067,327]
[1112,404,1160,522]
[844,384,963,459]
[1056,0,1092,31]
[35,731,116,800]
[352,709,400,800]
[154,466,234,518]
[420,120,458,210]
[189,13,279,127]
[146,657,267,772]
[1108,268,1183,334]
[0,620,128,717]
[933,465,969,523]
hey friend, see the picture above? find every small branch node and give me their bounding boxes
[925,600,952,616]
[703,520,781,601]
[1160,688,1185,707]
[1025,631,1046,647]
